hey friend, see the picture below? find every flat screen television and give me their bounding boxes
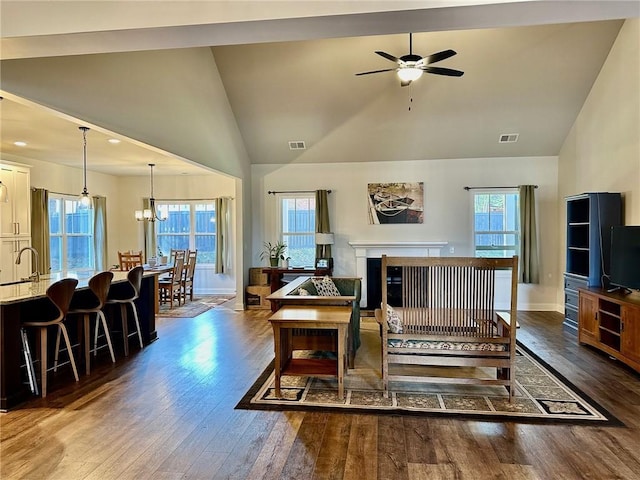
[610,226,640,291]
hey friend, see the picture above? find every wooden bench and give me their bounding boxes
[375,255,518,400]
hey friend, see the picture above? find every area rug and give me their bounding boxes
[236,324,622,426]
[157,295,235,317]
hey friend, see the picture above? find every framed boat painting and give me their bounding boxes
[367,182,424,224]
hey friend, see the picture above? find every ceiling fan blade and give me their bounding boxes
[423,49,457,65]
[375,51,400,63]
[423,66,464,77]
[355,68,395,76]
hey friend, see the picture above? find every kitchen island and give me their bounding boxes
[0,270,160,410]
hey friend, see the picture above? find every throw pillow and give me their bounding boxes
[298,288,310,296]
[384,303,404,333]
[311,276,341,296]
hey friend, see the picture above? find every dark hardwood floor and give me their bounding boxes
[2,305,640,479]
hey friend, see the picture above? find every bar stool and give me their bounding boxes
[21,278,79,398]
[106,266,144,356]
[64,271,116,375]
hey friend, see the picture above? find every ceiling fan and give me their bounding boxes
[355,33,464,87]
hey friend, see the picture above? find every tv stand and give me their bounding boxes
[578,287,640,373]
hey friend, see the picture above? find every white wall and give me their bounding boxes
[557,19,640,304]
[558,19,640,224]
[252,155,559,310]
[21,157,237,295]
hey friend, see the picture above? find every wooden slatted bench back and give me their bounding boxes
[383,256,517,339]
[379,255,519,400]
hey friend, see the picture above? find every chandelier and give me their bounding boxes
[135,163,167,222]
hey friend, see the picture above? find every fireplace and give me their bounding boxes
[366,258,403,309]
[348,241,448,308]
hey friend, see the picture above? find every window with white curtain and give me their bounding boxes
[277,193,316,267]
[48,194,94,272]
[155,200,216,264]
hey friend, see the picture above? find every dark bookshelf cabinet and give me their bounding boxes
[564,193,621,330]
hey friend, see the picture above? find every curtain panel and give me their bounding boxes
[93,196,108,271]
[215,197,231,274]
[519,185,540,284]
[315,190,331,259]
[30,188,51,274]
[142,197,155,262]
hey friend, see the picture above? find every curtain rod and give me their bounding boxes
[41,189,234,201]
[463,185,537,191]
[268,189,332,195]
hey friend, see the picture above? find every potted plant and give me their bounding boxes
[260,240,287,267]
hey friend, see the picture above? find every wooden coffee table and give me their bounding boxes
[268,305,351,399]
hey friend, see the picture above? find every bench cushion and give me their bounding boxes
[387,338,507,352]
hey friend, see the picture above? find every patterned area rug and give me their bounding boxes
[157,296,235,317]
[237,323,622,425]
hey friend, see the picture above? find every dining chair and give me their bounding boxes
[170,249,187,264]
[159,255,185,308]
[181,250,198,303]
[118,250,143,271]
[106,266,144,356]
[63,271,116,375]
[21,278,80,397]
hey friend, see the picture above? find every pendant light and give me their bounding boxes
[135,163,167,222]
[78,126,92,208]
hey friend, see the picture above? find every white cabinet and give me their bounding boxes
[0,162,32,284]
[0,163,31,237]
[0,238,32,284]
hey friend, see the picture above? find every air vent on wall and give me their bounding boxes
[499,133,519,143]
[288,140,306,150]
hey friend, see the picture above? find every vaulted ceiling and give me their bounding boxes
[1,1,638,175]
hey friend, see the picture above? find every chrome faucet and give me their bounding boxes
[15,246,40,282]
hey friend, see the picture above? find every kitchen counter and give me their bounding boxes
[0,270,142,305]
[0,269,159,410]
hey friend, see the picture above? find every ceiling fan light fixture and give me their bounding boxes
[397,67,423,82]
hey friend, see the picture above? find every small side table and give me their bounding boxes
[268,305,351,399]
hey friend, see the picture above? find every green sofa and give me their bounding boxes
[267,276,361,368]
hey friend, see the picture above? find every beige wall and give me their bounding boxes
[557,19,640,301]
[253,155,559,310]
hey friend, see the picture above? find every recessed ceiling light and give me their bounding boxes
[14,141,27,147]
[108,138,121,144]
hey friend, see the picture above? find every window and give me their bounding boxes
[49,194,94,272]
[473,191,519,258]
[156,201,216,264]
[278,194,316,267]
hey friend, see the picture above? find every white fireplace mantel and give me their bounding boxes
[348,241,448,307]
